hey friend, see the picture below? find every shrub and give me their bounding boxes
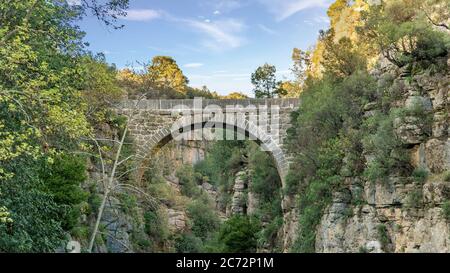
[406,189,423,208]
[187,199,220,240]
[144,210,168,242]
[377,224,390,251]
[40,154,89,230]
[0,157,66,252]
[176,165,201,198]
[412,168,428,184]
[248,146,282,203]
[359,246,369,253]
[443,171,450,182]
[218,216,261,253]
[174,233,203,253]
[442,202,450,222]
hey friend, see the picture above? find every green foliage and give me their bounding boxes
[143,209,169,249]
[443,171,450,182]
[81,55,124,124]
[176,165,201,198]
[406,189,424,209]
[187,198,221,240]
[359,246,369,253]
[258,216,283,250]
[442,201,450,222]
[251,63,285,98]
[194,140,246,209]
[377,224,390,251]
[218,215,261,253]
[0,206,11,224]
[248,146,281,203]
[363,110,410,184]
[287,64,377,252]
[174,233,203,253]
[412,168,429,184]
[359,1,450,67]
[40,154,89,230]
[320,30,367,78]
[0,156,66,252]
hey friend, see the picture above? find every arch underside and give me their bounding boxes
[134,120,289,182]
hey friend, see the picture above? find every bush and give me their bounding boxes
[218,216,261,253]
[144,210,168,243]
[0,157,66,252]
[176,165,201,198]
[187,199,221,240]
[174,233,203,253]
[443,171,450,182]
[412,168,428,184]
[377,224,390,251]
[40,154,89,230]
[442,202,450,222]
[406,189,423,208]
[248,146,282,203]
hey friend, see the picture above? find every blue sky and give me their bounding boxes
[78,0,332,96]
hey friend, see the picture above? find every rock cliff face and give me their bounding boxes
[311,57,449,253]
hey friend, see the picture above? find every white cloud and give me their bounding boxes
[258,0,332,21]
[258,24,276,35]
[185,18,246,51]
[121,9,161,22]
[184,63,204,68]
[314,15,330,24]
[213,10,221,15]
[207,0,244,12]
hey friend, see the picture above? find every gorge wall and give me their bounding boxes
[311,57,450,253]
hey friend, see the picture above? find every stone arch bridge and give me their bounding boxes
[118,98,300,184]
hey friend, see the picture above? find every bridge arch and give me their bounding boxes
[134,118,289,185]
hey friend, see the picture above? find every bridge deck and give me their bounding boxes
[120,98,300,110]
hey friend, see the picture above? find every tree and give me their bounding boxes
[222,92,248,99]
[39,154,89,230]
[358,0,450,67]
[186,86,220,99]
[85,97,159,253]
[117,68,143,90]
[320,30,367,78]
[279,81,302,98]
[0,156,66,252]
[251,64,285,98]
[292,48,312,84]
[0,0,130,252]
[145,56,189,97]
[82,54,125,123]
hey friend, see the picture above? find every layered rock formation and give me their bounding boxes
[313,57,449,253]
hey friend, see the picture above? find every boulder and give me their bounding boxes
[394,116,428,145]
[424,139,450,173]
[405,96,432,112]
[167,209,187,232]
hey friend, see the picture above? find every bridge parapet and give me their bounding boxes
[119,98,300,111]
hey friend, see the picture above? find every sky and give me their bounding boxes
[78,0,332,96]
